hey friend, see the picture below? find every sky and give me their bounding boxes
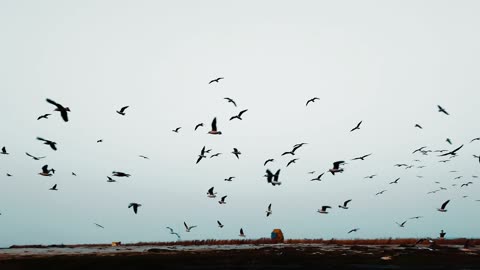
[0,0,479,247]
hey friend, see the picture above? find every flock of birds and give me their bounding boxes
[1,79,479,242]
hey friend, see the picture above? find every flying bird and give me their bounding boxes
[106,176,116,183]
[352,153,372,161]
[218,195,227,204]
[409,216,423,220]
[1,147,9,155]
[139,155,149,159]
[348,228,360,234]
[339,199,352,209]
[239,228,246,237]
[437,105,449,115]
[446,138,452,145]
[116,106,129,115]
[265,169,281,186]
[39,165,54,176]
[329,161,345,175]
[128,203,141,214]
[46,98,70,122]
[112,171,130,177]
[375,190,387,196]
[230,109,248,121]
[438,145,464,157]
[266,204,272,217]
[207,187,217,198]
[286,158,298,167]
[437,200,450,212]
[232,148,241,159]
[25,152,45,160]
[97,139,103,143]
[224,97,237,107]
[350,121,363,132]
[208,117,222,135]
[412,146,427,154]
[37,114,51,120]
[310,173,324,181]
[72,172,76,176]
[209,77,224,84]
[217,221,224,228]
[389,178,400,184]
[94,223,105,229]
[49,184,58,191]
[184,222,197,232]
[470,137,480,143]
[196,146,207,164]
[317,206,331,214]
[305,97,320,106]
[414,124,423,129]
[224,177,235,182]
[194,123,204,131]
[210,153,222,158]
[6,173,12,177]
[396,221,407,227]
[264,159,274,166]
[172,127,181,133]
[166,227,180,239]
[364,174,377,179]
[36,137,57,151]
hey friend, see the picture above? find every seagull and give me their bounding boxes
[394,164,408,167]
[266,203,272,217]
[437,105,449,115]
[317,206,331,214]
[438,145,464,157]
[389,178,400,184]
[172,127,181,133]
[310,173,324,181]
[348,228,360,234]
[230,109,248,121]
[339,199,352,209]
[196,146,207,164]
[239,228,246,237]
[207,187,217,198]
[128,203,141,214]
[94,223,105,229]
[414,124,423,129]
[413,146,427,154]
[264,159,274,166]
[6,173,12,177]
[265,169,281,186]
[308,171,316,174]
[329,161,345,175]
[217,221,224,228]
[46,98,70,122]
[209,77,224,84]
[350,121,362,132]
[36,137,57,151]
[72,172,76,176]
[139,155,149,159]
[25,152,45,160]
[470,137,480,143]
[446,138,452,145]
[106,176,116,182]
[39,165,54,176]
[208,117,222,135]
[352,154,372,161]
[232,148,241,159]
[305,97,320,106]
[97,139,103,143]
[364,174,377,179]
[224,97,237,107]
[116,106,129,115]
[439,160,450,163]
[194,123,204,131]
[210,153,222,158]
[396,221,407,227]
[166,227,181,239]
[286,158,298,167]
[409,216,423,220]
[1,147,9,155]
[224,177,235,182]
[375,190,387,196]
[184,222,197,232]
[112,171,130,177]
[218,195,227,204]
[49,184,58,191]
[461,182,473,187]
[37,114,51,120]
[437,200,450,212]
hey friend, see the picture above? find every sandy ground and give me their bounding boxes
[1,243,480,269]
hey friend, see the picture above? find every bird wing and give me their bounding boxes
[26,152,34,158]
[120,106,129,113]
[41,165,49,173]
[211,117,217,131]
[184,222,188,229]
[344,199,352,206]
[60,109,69,122]
[441,200,450,209]
[196,156,203,164]
[273,169,280,182]
[333,161,344,169]
[238,109,248,117]
[208,187,214,194]
[217,221,222,226]
[240,228,244,234]
[46,98,63,110]
[439,145,464,156]
[195,123,203,130]
[268,203,271,210]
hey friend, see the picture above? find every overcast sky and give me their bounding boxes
[0,0,479,247]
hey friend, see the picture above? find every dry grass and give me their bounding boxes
[9,238,476,249]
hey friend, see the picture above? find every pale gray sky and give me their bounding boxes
[1,0,479,247]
